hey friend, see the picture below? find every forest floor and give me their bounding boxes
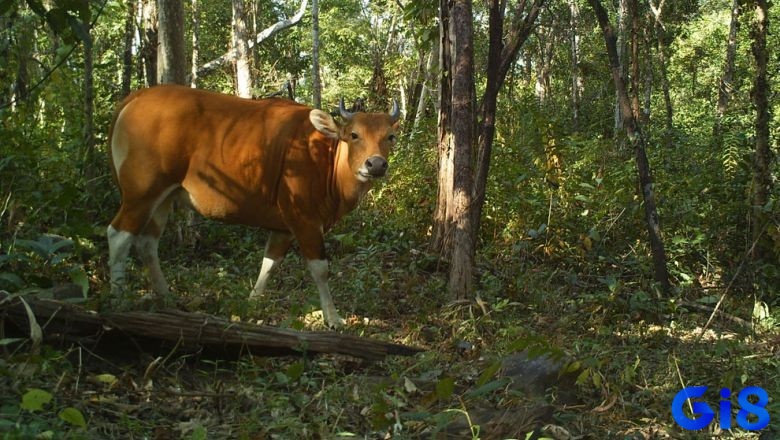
[1,218,778,439]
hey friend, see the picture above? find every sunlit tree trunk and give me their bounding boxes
[121,0,135,97]
[140,0,158,87]
[588,0,671,295]
[749,0,772,259]
[157,0,186,85]
[311,0,321,108]
[232,0,252,97]
[447,0,476,301]
[713,0,740,145]
[190,0,200,88]
[412,43,438,136]
[534,22,554,103]
[432,0,453,255]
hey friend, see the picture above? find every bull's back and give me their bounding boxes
[111,85,317,229]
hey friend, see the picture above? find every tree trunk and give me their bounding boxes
[232,0,253,97]
[406,51,426,132]
[534,23,553,103]
[412,44,438,136]
[629,0,641,120]
[471,0,545,239]
[192,0,308,82]
[157,0,187,85]
[432,0,454,255]
[140,0,158,87]
[190,0,200,88]
[614,0,628,133]
[311,0,321,108]
[82,24,95,184]
[121,0,136,97]
[569,0,582,131]
[641,24,653,124]
[588,0,671,295]
[713,0,740,145]
[649,1,673,148]
[749,0,772,260]
[447,0,476,301]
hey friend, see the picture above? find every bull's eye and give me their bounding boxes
[388,134,396,142]
[351,132,359,140]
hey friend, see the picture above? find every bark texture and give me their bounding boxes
[588,0,671,295]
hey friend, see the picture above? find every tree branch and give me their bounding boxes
[190,0,308,82]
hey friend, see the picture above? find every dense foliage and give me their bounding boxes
[0,0,777,437]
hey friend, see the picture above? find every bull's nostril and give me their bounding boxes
[365,160,373,168]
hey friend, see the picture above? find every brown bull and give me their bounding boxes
[107,85,400,327]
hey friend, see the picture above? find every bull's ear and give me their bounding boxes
[309,109,340,139]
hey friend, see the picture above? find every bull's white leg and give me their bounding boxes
[250,257,281,298]
[107,225,134,294]
[307,259,345,327]
[249,231,292,299]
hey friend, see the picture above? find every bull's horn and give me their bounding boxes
[339,98,355,120]
[389,99,400,122]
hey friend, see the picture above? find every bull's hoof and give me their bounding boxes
[324,313,346,329]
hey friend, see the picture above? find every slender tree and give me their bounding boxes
[587,0,671,295]
[749,0,772,259]
[82,21,95,182]
[121,0,135,97]
[713,0,740,145]
[192,0,308,82]
[190,0,200,88]
[311,0,321,108]
[649,0,673,148]
[140,0,158,86]
[569,0,582,131]
[232,0,252,97]
[472,0,545,238]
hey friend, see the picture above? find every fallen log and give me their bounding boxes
[0,293,423,361]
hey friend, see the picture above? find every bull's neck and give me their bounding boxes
[331,139,371,220]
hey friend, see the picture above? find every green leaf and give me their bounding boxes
[476,361,501,387]
[465,377,511,398]
[69,267,89,297]
[190,424,207,440]
[59,407,86,428]
[20,389,52,412]
[285,361,304,382]
[0,272,23,289]
[435,377,454,401]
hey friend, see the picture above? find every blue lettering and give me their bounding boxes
[672,386,714,430]
[736,386,770,430]
[719,388,732,429]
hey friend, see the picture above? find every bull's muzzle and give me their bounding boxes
[364,155,389,178]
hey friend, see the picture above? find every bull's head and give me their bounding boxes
[310,99,401,183]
